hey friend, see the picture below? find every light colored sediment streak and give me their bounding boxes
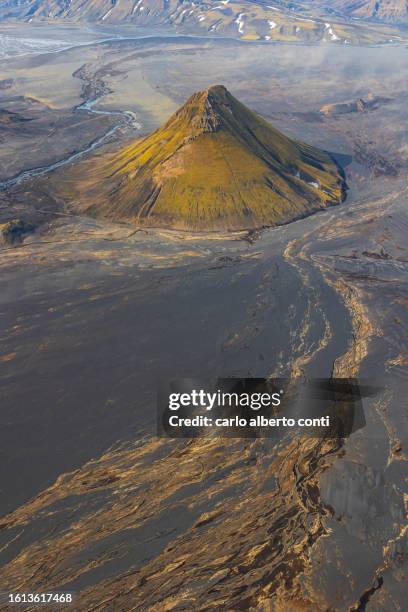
[330,279,377,377]
[282,233,335,378]
[0,433,342,610]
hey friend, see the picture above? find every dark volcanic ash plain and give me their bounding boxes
[0,28,407,611]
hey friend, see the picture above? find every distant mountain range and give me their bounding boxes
[0,0,407,30]
[328,0,407,23]
[52,85,346,231]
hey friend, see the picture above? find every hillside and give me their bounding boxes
[330,0,408,23]
[319,94,391,116]
[0,1,407,40]
[54,85,346,231]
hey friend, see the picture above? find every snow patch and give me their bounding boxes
[235,13,246,35]
[101,7,113,21]
[131,0,143,15]
[324,22,339,41]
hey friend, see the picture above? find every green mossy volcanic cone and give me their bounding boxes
[62,85,346,230]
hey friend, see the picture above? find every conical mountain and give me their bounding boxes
[59,85,346,230]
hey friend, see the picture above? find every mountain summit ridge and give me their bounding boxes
[55,85,347,231]
[170,86,229,136]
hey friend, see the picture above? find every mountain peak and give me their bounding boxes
[56,86,347,231]
[166,84,233,135]
[199,84,229,99]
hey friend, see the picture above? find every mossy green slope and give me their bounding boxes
[66,85,346,230]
